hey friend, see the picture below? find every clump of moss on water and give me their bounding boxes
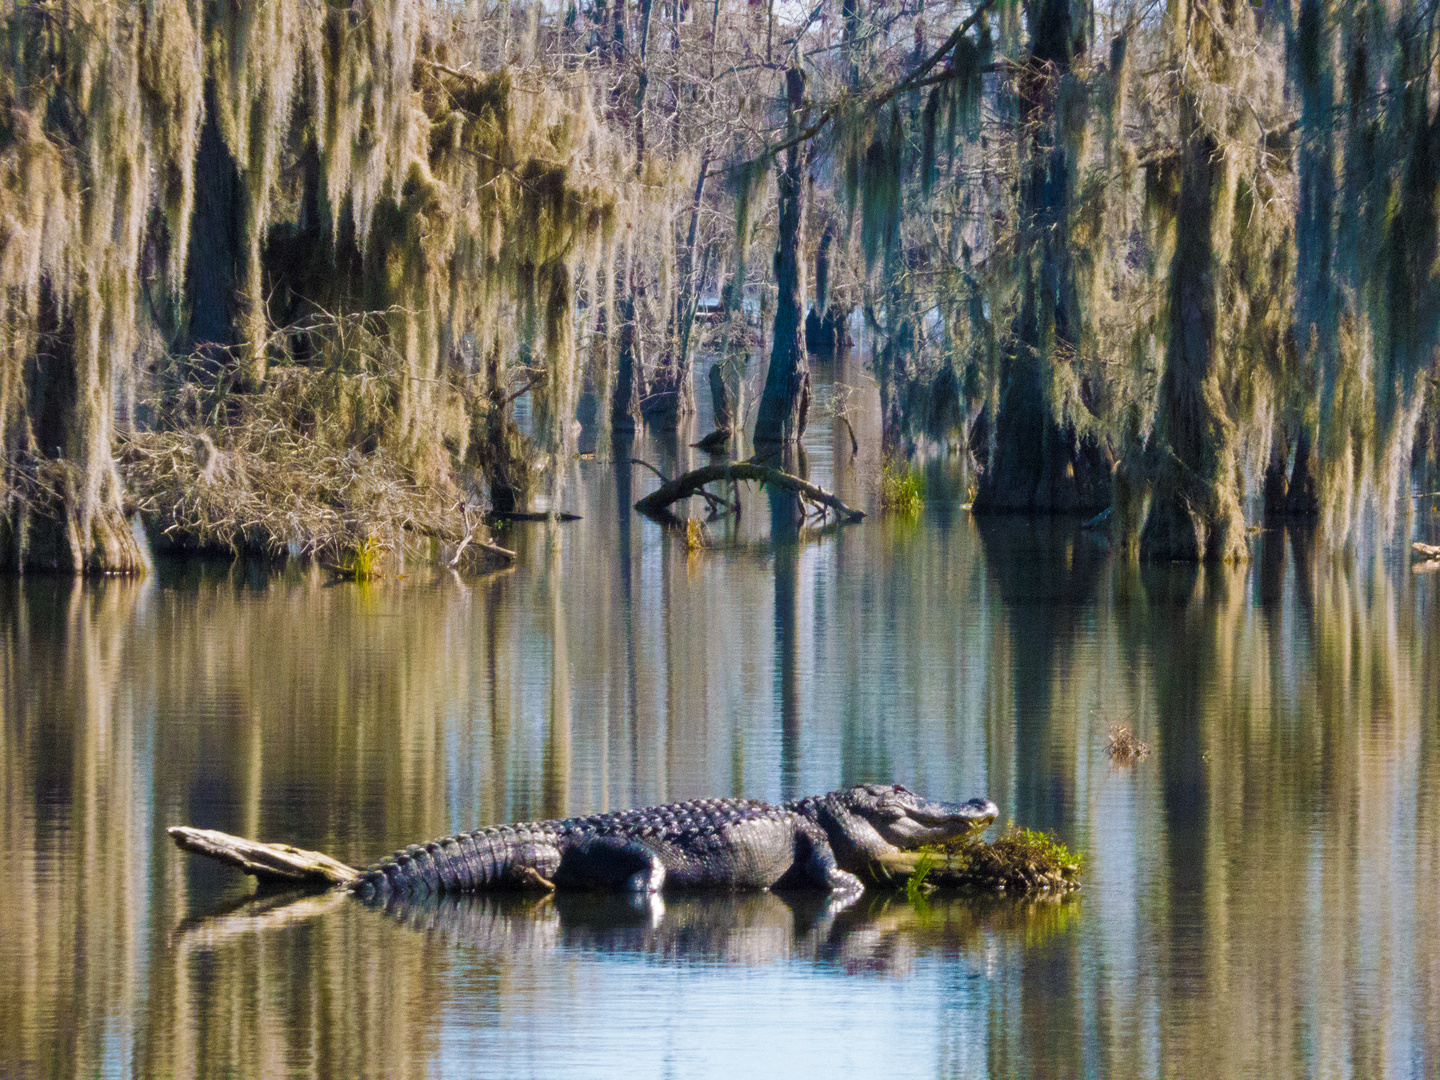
[903,825,1082,897]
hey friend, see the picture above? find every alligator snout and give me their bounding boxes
[864,791,1001,849]
[910,796,999,836]
[922,797,999,827]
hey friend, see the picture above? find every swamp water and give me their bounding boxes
[2,353,1439,1079]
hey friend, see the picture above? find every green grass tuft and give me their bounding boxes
[880,458,925,515]
[337,535,384,581]
[904,850,937,910]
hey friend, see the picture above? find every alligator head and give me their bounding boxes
[795,784,1000,875]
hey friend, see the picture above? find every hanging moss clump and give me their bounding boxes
[0,0,619,570]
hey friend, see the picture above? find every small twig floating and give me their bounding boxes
[634,462,865,523]
[629,457,669,482]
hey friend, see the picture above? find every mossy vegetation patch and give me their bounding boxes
[876,826,1082,898]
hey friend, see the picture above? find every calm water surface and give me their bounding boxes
[3,353,1439,1079]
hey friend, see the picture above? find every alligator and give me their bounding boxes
[169,784,999,899]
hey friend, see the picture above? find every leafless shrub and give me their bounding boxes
[118,360,464,565]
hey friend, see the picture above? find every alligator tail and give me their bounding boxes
[169,823,562,899]
[350,824,561,900]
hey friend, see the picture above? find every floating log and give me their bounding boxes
[168,826,359,888]
[1413,541,1440,562]
[634,463,865,523]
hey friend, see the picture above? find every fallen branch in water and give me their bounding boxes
[627,457,741,519]
[634,462,865,523]
[629,457,669,482]
[450,506,517,568]
[1413,541,1440,562]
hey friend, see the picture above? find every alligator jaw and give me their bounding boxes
[897,797,1000,848]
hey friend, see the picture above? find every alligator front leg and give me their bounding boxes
[552,836,667,893]
[772,823,864,897]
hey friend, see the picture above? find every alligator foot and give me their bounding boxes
[513,866,557,891]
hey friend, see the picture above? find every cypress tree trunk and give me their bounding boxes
[1139,94,1247,563]
[1,281,145,574]
[1287,0,1331,524]
[483,343,533,513]
[754,67,810,447]
[643,156,709,427]
[1262,430,1290,520]
[616,0,657,431]
[1286,428,1320,516]
[183,82,244,367]
[973,0,1109,514]
[610,290,643,432]
[873,248,913,448]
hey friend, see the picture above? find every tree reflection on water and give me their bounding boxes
[1,384,1437,1077]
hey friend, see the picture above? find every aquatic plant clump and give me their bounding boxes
[1106,725,1150,763]
[899,826,1082,897]
[879,459,925,515]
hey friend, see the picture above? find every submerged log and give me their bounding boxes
[168,826,359,888]
[488,511,581,523]
[634,463,865,523]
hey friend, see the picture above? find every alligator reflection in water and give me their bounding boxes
[376,892,1079,974]
[176,886,1079,979]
